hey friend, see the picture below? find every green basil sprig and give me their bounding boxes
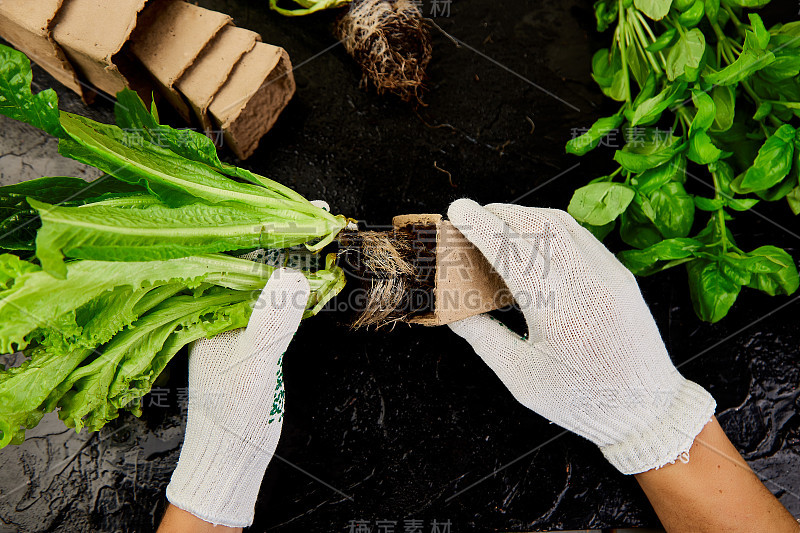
[567,0,800,322]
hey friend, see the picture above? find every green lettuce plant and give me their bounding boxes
[0,44,346,446]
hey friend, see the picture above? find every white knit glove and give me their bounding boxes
[447,199,716,475]
[166,268,310,527]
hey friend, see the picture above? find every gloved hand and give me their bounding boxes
[447,199,716,475]
[166,268,310,527]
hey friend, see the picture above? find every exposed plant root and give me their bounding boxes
[338,229,433,328]
[354,231,415,278]
[353,276,409,328]
[334,0,432,102]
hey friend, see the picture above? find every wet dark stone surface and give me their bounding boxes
[0,0,798,531]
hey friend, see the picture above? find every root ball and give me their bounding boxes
[334,0,432,102]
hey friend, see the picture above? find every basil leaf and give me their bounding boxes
[710,85,735,132]
[753,101,772,121]
[754,173,797,202]
[566,114,624,156]
[633,155,687,194]
[677,0,705,28]
[620,200,663,248]
[666,29,706,82]
[703,32,775,86]
[787,185,800,215]
[634,0,673,20]
[689,89,716,136]
[704,0,720,23]
[592,48,628,102]
[734,124,795,193]
[713,120,763,171]
[618,237,703,275]
[759,53,800,83]
[606,69,629,102]
[710,159,735,197]
[591,48,617,87]
[634,73,659,106]
[719,257,752,286]
[771,21,800,37]
[633,48,653,89]
[688,130,724,164]
[687,259,742,323]
[744,246,800,296]
[748,13,770,50]
[615,149,675,173]
[567,182,635,225]
[646,181,695,238]
[723,251,782,274]
[628,82,688,126]
[594,0,619,32]
[646,29,677,52]
[623,128,681,154]
[726,197,759,211]
[695,197,725,211]
[615,134,683,172]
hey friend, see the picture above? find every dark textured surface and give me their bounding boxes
[0,0,798,531]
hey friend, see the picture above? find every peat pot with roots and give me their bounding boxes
[336,223,437,327]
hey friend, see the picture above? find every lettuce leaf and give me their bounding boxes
[58,112,302,209]
[0,44,349,448]
[30,199,341,277]
[0,43,346,263]
[0,176,144,251]
[0,345,93,446]
[0,290,252,445]
[0,253,344,446]
[0,252,341,353]
[113,89,307,202]
[0,44,63,137]
[51,289,251,433]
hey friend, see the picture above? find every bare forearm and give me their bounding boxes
[635,417,798,533]
[157,504,243,533]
